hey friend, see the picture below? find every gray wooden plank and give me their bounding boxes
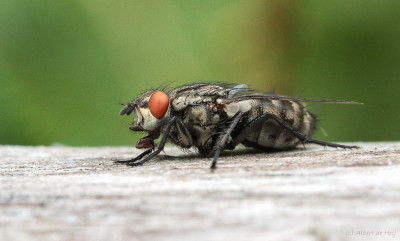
[0,143,399,241]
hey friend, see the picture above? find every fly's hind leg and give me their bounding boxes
[268,115,359,149]
[228,113,359,150]
[210,112,243,169]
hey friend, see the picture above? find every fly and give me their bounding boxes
[117,83,362,169]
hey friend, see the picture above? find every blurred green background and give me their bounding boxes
[0,0,399,146]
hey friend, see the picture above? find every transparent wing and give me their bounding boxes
[228,94,363,105]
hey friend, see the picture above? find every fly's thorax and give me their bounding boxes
[183,105,221,126]
[168,84,229,112]
[171,95,215,112]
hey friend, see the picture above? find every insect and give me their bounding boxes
[117,83,362,169]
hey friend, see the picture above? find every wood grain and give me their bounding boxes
[1,142,399,241]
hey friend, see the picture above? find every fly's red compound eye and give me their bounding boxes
[149,91,169,119]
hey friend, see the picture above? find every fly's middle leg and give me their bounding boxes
[210,112,243,169]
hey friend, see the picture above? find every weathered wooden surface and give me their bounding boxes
[1,143,400,241]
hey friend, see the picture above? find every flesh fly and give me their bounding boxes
[118,83,362,169]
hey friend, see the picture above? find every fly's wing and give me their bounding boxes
[166,82,362,113]
[227,84,253,98]
[226,93,363,105]
[168,83,253,111]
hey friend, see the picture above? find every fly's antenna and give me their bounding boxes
[120,102,135,115]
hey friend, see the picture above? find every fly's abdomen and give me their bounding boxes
[244,100,315,149]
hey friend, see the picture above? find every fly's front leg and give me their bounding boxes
[210,112,243,169]
[115,132,158,165]
[116,118,176,166]
[115,149,153,165]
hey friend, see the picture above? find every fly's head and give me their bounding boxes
[120,90,170,149]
